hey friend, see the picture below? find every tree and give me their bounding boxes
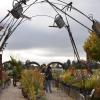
[83,32,100,62]
[62,60,71,70]
[63,62,68,69]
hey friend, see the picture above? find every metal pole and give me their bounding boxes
[0,13,10,24]
[65,25,80,62]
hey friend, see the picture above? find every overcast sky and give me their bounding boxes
[0,0,100,64]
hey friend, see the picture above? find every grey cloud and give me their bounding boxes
[5,21,90,58]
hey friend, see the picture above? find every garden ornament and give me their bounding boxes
[21,0,28,5]
[10,2,31,19]
[54,15,65,28]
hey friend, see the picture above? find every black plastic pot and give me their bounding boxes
[80,88,93,95]
[91,97,100,100]
[22,88,28,98]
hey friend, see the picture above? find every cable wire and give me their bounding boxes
[21,14,54,24]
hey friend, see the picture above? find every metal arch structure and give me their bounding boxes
[24,61,40,69]
[0,0,100,50]
[0,0,100,64]
[47,62,64,69]
[2,61,11,65]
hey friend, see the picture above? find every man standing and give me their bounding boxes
[45,66,53,93]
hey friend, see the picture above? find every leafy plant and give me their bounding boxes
[21,68,45,100]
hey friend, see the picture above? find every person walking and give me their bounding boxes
[45,66,53,93]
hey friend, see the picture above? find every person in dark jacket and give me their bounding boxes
[45,66,53,93]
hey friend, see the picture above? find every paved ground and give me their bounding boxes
[0,82,73,100]
[0,83,26,100]
[45,87,73,100]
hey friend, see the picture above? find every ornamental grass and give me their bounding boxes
[20,68,45,100]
